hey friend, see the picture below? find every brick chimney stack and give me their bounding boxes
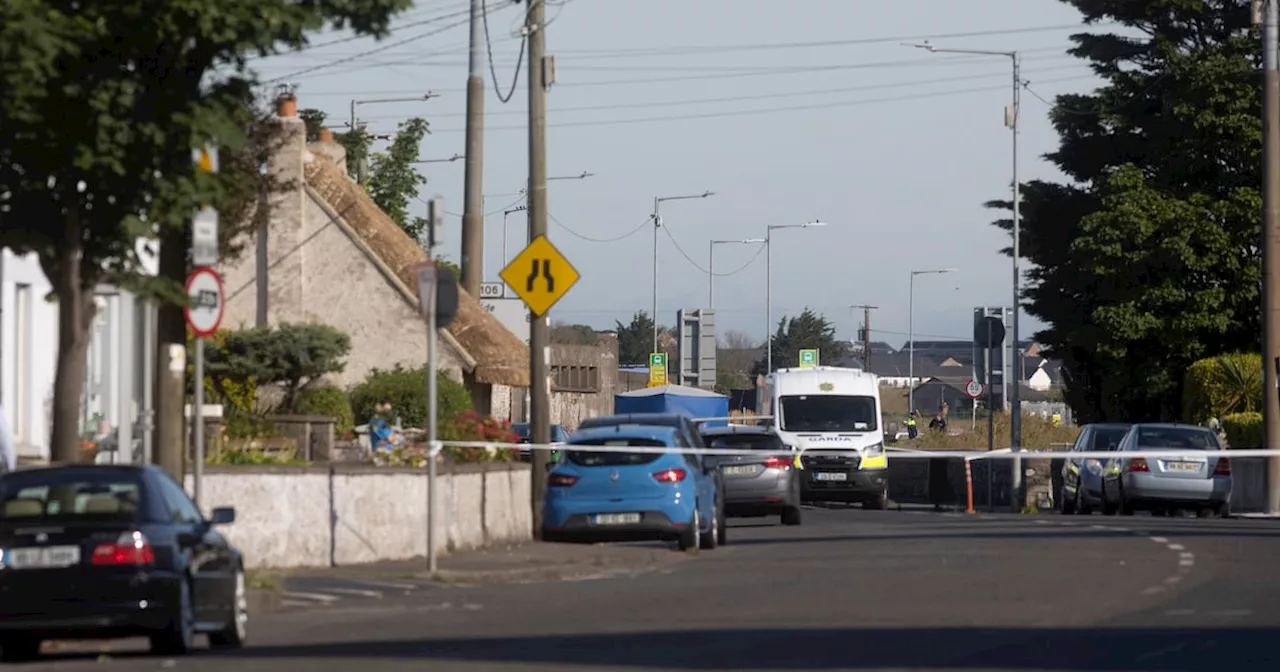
[308,126,347,175]
[276,91,297,118]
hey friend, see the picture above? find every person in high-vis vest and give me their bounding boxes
[905,414,918,440]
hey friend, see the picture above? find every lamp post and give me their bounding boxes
[909,41,1022,448]
[765,221,827,374]
[908,268,958,413]
[652,191,715,351]
[348,93,437,183]
[709,238,765,307]
[502,205,528,267]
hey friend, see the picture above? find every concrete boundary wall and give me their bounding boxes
[183,462,533,569]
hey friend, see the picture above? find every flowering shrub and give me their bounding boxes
[440,411,520,464]
[371,443,430,468]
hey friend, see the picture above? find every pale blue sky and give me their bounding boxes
[251,0,1103,349]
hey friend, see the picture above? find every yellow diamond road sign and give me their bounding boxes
[500,235,580,318]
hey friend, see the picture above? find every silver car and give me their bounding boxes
[700,426,802,526]
[1099,423,1231,517]
[1059,423,1131,514]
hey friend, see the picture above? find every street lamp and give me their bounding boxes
[502,205,528,267]
[907,268,958,413]
[909,40,1023,447]
[652,191,715,351]
[709,238,765,307]
[765,221,827,374]
[349,93,437,183]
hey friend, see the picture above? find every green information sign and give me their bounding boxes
[799,349,819,368]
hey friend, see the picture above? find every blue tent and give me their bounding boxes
[614,385,730,427]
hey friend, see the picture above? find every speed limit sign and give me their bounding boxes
[964,379,984,399]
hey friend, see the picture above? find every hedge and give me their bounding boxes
[295,385,355,434]
[1182,353,1262,423]
[347,364,472,429]
[1221,412,1263,449]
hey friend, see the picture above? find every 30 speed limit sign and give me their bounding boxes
[964,379,984,399]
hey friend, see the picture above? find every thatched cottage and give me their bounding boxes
[217,93,528,418]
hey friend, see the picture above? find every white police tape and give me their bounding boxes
[433,439,1280,462]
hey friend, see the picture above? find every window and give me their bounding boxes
[1135,427,1219,450]
[1091,428,1129,452]
[552,365,599,393]
[0,473,141,521]
[565,439,665,467]
[707,434,786,452]
[779,395,879,432]
[155,475,203,524]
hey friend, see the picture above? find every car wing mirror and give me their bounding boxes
[210,506,236,526]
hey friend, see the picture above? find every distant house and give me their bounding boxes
[219,93,530,417]
[864,352,950,388]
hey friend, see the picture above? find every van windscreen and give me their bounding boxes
[779,395,878,432]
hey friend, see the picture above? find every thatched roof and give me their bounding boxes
[303,153,530,387]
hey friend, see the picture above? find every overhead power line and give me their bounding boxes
[548,212,651,243]
[366,74,1095,134]
[358,63,1088,121]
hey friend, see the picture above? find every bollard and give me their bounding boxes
[964,458,975,514]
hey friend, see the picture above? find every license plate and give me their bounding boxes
[6,545,81,569]
[1166,461,1201,472]
[815,472,847,481]
[592,513,641,525]
[723,465,758,476]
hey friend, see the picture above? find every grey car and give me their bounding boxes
[1059,423,1131,514]
[1099,423,1232,517]
[699,426,802,526]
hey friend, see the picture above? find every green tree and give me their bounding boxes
[752,309,848,376]
[367,117,430,242]
[615,311,663,366]
[985,0,1260,422]
[204,323,351,413]
[0,0,410,463]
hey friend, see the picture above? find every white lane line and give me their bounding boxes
[281,591,339,603]
[1164,576,1183,585]
[1165,609,1196,616]
[1143,586,1166,595]
[281,599,326,609]
[1179,552,1194,560]
[1135,642,1188,662]
[1167,543,1185,551]
[1179,559,1195,567]
[1208,609,1253,617]
[352,579,420,591]
[322,587,383,598]
[1150,536,1169,543]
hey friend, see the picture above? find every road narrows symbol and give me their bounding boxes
[526,259,554,292]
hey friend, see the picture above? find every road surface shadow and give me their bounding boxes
[198,627,1277,670]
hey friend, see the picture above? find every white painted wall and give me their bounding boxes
[183,463,534,569]
[0,249,58,460]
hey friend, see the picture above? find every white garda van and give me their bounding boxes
[757,366,888,509]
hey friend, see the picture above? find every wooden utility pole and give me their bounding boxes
[1256,0,1280,514]
[850,304,876,370]
[526,0,551,537]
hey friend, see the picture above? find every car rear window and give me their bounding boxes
[1091,428,1129,451]
[0,472,143,521]
[706,434,785,452]
[565,439,665,467]
[1136,427,1219,450]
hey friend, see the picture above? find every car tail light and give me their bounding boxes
[1214,458,1231,476]
[547,473,578,487]
[91,531,154,566]
[1129,458,1149,473]
[652,468,687,483]
[763,455,793,469]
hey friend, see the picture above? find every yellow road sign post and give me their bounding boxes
[648,352,667,387]
[500,235,580,317]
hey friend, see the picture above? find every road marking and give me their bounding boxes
[1165,609,1196,616]
[1208,609,1252,617]
[1135,642,1187,662]
[1142,586,1165,595]
[281,591,339,603]
[1167,543,1185,551]
[281,599,325,609]
[1179,559,1195,567]
[1149,536,1168,543]
[1165,576,1183,584]
[463,603,483,610]
[322,587,383,598]
[351,580,420,591]
[1179,552,1194,560]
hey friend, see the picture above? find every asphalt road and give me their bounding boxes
[19,507,1280,671]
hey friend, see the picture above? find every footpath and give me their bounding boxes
[248,541,689,613]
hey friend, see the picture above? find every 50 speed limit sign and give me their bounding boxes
[964,379,984,399]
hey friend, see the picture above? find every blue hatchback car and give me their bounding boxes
[541,425,724,552]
